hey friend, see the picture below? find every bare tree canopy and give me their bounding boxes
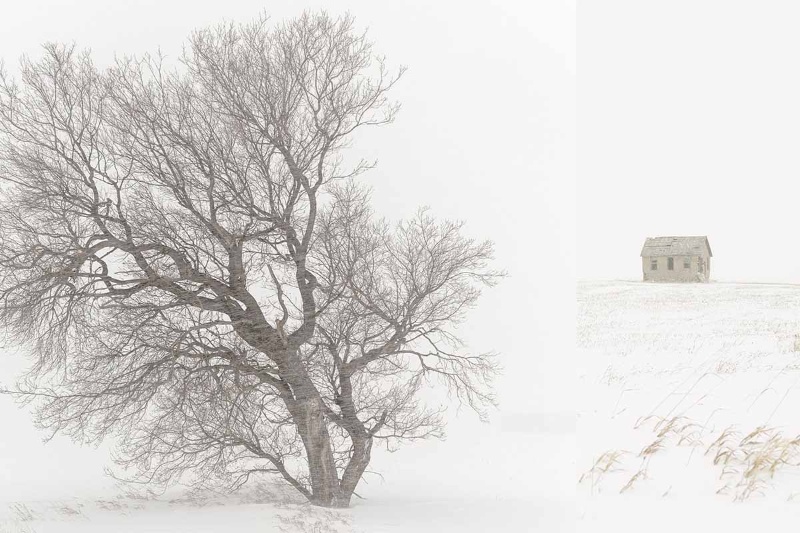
[0,11,500,508]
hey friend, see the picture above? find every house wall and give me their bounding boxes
[642,254,711,282]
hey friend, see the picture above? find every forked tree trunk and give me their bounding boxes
[279,357,349,507]
[280,353,370,507]
[294,400,373,507]
[291,396,350,507]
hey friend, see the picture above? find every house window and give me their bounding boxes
[698,258,705,273]
[650,259,658,271]
[667,257,674,270]
[684,258,691,269]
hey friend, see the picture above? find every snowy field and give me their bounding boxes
[578,279,800,530]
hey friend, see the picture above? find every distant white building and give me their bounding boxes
[640,236,712,282]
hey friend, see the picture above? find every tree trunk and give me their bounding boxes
[292,396,350,507]
[280,354,367,507]
[339,437,371,500]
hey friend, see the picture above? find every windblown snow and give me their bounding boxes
[579,280,800,531]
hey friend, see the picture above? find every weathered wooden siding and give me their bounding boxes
[642,254,711,282]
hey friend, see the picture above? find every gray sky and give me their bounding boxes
[580,1,800,283]
[0,1,575,413]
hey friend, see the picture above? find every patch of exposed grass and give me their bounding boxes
[707,425,800,501]
[582,416,800,501]
[620,468,647,494]
[579,450,629,485]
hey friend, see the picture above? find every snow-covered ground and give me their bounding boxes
[579,279,800,530]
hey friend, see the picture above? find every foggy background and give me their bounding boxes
[0,0,576,513]
[0,0,575,418]
[580,1,800,283]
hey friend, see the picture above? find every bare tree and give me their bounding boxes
[0,12,500,507]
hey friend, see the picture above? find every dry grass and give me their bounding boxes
[620,468,647,494]
[579,450,629,486]
[706,425,740,466]
[706,425,800,501]
[583,415,800,501]
[637,416,704,449]
[638,437,665,458]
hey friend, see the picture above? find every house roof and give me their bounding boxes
[640,236,712,257]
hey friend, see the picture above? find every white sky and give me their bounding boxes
[580,1,800,283]
[0,1,575,414]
